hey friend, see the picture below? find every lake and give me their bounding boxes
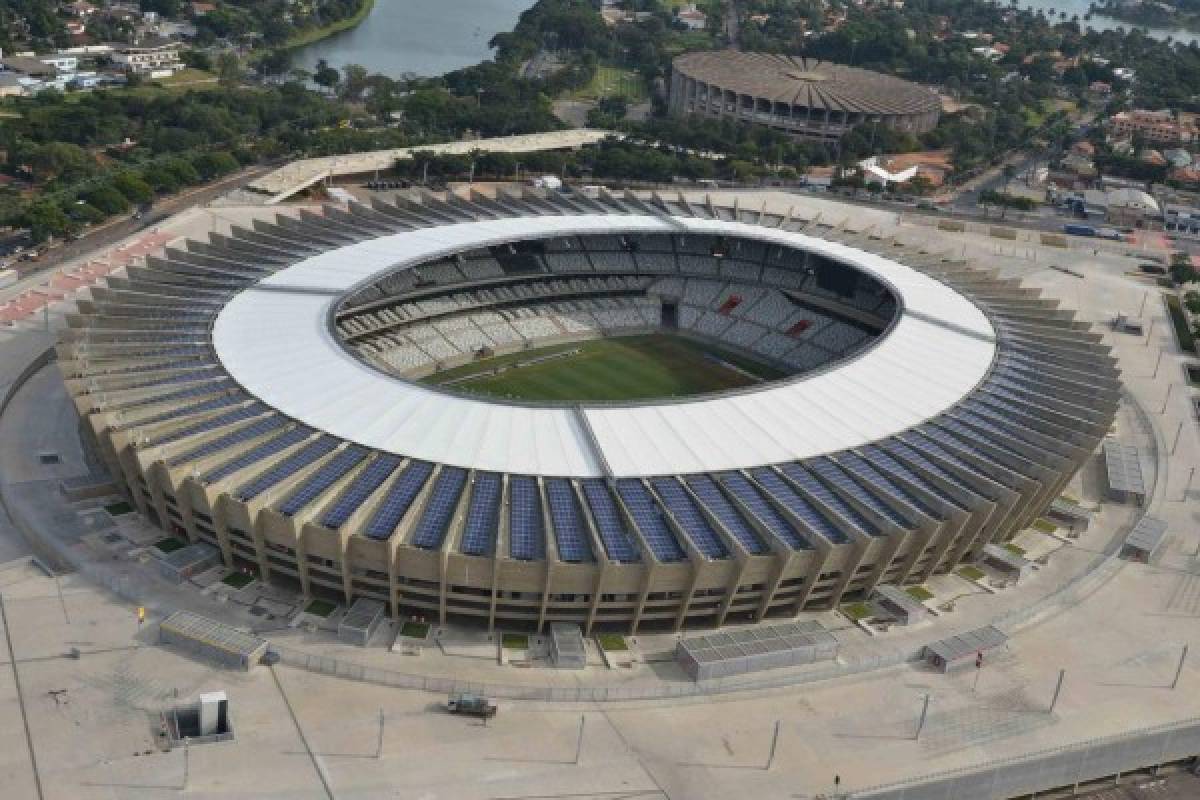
[1017,0,1198,44]
[297,0,1200,81]
[294,0,533,78]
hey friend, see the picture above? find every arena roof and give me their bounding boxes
[212,214,996,478]
[672,52,942,116]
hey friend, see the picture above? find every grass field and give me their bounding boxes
[570,65,649,103]
[426,334,784,403]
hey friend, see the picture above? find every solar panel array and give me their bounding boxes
[233,436,339,501]
[168,415,286,466]
[836,451,938,519]
[203,426,313,484]
[321,454,402,529]
[750,467,848,544]
[861,445,962,509]
[148,403,264,447]
[684,475,769,555]
[779,463,880,537]
[366,460,436,540]
[650,478,729,559]
[580,479,640,562]
[545,478,592,562]
[411,467,466,549]
[278,446,368,516]
[808,457,911,528]
[616,479,686,562]
[508,476,545,560]
[719,472,809,550]
[887,439,981,496]
[461,472,501,556]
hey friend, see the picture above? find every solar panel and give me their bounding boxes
[615,479,686,562]
[836,451,939,518]
[545,478,592,562]
[128,394,243,430]
[719,472,809,550]
[461,472,501,556]
[203,426,312,484]
[410,467,466,549]
[779,463,880,537]
[903,433,1011,492]
[860,445,962,509]
[321,454,402,529]
[749,467,848,544]
[509,476,545,560]
[935,418,1029,465]
[808,457,911,528]
[234,436,339,501]
[149,403,265,447]
[651,478,729,559]
[684,475,769,555]
[886,439,982,496]
[278,446,368,516]
[580,479,640,562]
[169,415,287,467]
[366,460,436,541]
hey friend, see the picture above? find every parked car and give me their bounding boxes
[446,693,497,718]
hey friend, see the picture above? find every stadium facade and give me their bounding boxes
[60,190,1119,633]
[668,51,942,142]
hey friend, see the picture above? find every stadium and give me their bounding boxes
[668,51,943,142]
[59,189,1119,634]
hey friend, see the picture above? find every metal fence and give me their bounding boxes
[274,644,917,703]
[850,717,1200,799]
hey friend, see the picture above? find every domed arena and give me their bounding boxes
[59,189,1119,633]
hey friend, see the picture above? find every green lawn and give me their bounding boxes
[427,334,784,403]
[153,537,186,554]
[305,599,337,618]
[222,571,255,589]
[904,585,934,602]
[401,620,430,639]
[502,633,529,649]
[1032,518,1058,534]
[842,602,873,621]
[1004,542,1027,557]
[105,501,134,516]
[958,565,986,582]
[597,633,628,651]
[570,65,649,103]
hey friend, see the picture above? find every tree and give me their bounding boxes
[112,172,154,205]
[21,201,72,243]
[314,59,341,91]
[258,49,292,78]
[216,52,240,88]
[83,184,131,215]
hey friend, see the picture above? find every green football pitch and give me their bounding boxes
[424,334,787,403]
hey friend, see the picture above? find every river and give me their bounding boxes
[294,0,533,78]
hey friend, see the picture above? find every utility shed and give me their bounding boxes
[676,621,838,681]
[981,543,1035,584]
[1103,440,1146,505]
[1121,516,1168,563]
[549,622,587,669]
[156,542,221,584]
[159,611,268,670]
[924,625,1008,673]
[872,585,931,625]
[338,597,385,646]
[1047,498,1092,531]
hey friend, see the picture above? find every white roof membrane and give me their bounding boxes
[211,215,997,477]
